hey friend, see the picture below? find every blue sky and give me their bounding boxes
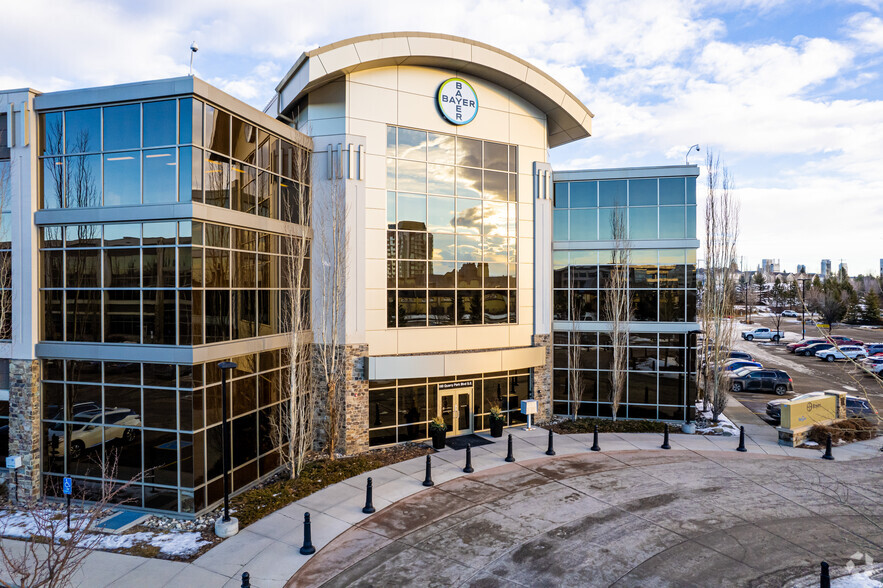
[3,0,882,275]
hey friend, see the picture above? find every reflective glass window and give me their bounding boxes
[456,199,481,235]
[553,210,568,241]
[66,290,101,341]
[659,206,685,238]
[456,137,481,167]
[569,209,597,240]
[686,177,696,204]
[484,170,507,201]
[204,154,230,208]
[427,133,455,164]
[397,193,426,228]
[231,118,256,164]
[629,179,657,206]
[232,164,257,214]
[64,155,101,207]
[553,183,568,208]
[179,98,202,146]
[427,196,455,233]
[457,290,481,324]
[599,180,627,207]
[42,158,64,208]
[397,128,426,161]
[456,167,481,198]
[427,164,455,195]
[104,249,140,287]
[629,207,658,240]
[397,291,427,327]
[143,149,177,204]
[41,112,64,156]
[397,160,426,193]
[660,177,686,204]
[104,224,140,247]
[65,108,101,153]
[105,291,140,343]
[204,105,230,156]
[143,100,176,148]
[103,104,139,151]
[104,152,140,206]
[484,141,507,171]
[569,181,597,207]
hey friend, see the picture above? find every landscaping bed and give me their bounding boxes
[549,417,682,434]
[804,418,877,447]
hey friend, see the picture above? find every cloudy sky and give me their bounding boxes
[3,0,882,275]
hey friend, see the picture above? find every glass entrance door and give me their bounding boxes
[439,388,473,435]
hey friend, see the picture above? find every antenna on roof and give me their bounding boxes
[189,41,199,76]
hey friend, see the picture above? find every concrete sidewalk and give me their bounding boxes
[32,424,883,587]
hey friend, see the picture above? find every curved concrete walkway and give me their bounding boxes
[290,450,883,587]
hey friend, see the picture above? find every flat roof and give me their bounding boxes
[553,164,700,181]
[274,32,593,148]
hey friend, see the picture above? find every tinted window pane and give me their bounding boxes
[62,156,102,209]
[686,177,696,204]
[660,177,686,204]
[484,141,507,171]
[104,152,141,206]
[105,291,140,343]
[629,179,657,206]
[456,166,481,198]
[205,105,230,156]
[205,154,230,208]
[41,112,64,156]
[231,118,256,163]
[103,104,140,151]
[397,128,426,161]
[569,182,597,207]
[42,158,64,208]
[143,100,176,147]
[65,108,101,153]
[553,183,568,208]
[427,196,455,233]
[484,170,507,201]
[104,224,140,247]
[427,132,455,165]
[629,207,657,240]
[553,210,568,241]
[457,137,481,167]
[569,209,597,240]
[66,289,101,341]
[659,206,685,238]
[397,291,426,326]
[105,249,140,287]
[397,193,426,227]
[143,149,177,204]
[457,291,481,324]
[427,164,455,195]
[599,180,627,207]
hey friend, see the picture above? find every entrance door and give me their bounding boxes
[439,388,473,435]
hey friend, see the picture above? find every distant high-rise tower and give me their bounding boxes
[761,259,780,273]
[821,259,832,278]
[880,259,882,278]
[839,261,848,277]
[797,264,806,274]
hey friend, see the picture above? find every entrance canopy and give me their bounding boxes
[273,32,594,148]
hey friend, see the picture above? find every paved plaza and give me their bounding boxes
[291,450,883,587]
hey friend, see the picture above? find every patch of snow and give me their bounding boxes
[148,532,211,556]
[693,401,741,436]
[803,441,819,448]
[832,570,883,587]
[844,386,858,391]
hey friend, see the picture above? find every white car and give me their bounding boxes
[858,357,883,375]
[815,345,868,362]
[781,310,799,317]
[48,408,141,459]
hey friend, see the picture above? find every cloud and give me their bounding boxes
[845,12,883,51]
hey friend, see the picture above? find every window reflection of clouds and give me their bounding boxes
[397,128,427,161]
[427,164,455,195]
[397,160,426,193]
[427,196,455,233]
[456,167,481,198]
[427,133,455,165]
[456,199,482,235]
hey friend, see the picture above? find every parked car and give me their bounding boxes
[858,357,883,371]
[787,339,827,353]
[700,350,754,371]
[741,328,785,342]
[48,408,141,459]
[728,369,793,395]
[796,342,835,356]
[766,392,879,422]
[781,310,799,317]
[766,392,826,421]
[864,343,883,355]
[815,345,867,362]
[720,359,763,372]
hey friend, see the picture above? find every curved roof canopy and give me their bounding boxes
[274,32,593,148]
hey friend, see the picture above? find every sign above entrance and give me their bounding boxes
[439,381,473,390]
[437,78,478,125]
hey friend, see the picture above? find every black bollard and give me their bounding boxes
[505,434,516,462]
[591,424,600,452]
[822,434,835,460]
[463,443,474,473]
[661,423,671,450]
[737,426,747,452]
[546,429,556,456]
[299,512,316,555]
[820,561,830,588]
[241,572,251,588]
[362,477,376,514]
[422,455,435,486]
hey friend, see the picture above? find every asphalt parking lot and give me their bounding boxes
[730,315,883,427]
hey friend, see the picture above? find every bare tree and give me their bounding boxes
[604,208,631,421]
[769,277,787,337]
[567,292,584,420]
[0,454,139,588]
[0,157,12,343]
[273,142,314,477]
[700,151,740,423]
[313,174,349,458]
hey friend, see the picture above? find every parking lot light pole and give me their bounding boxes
[215,361,238,538]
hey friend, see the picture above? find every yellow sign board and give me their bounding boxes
[781,395,837,429]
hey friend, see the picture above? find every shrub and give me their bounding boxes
[808,418,877,445]
[550,417,681,434]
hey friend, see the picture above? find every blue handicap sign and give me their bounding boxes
[62,477,72,496]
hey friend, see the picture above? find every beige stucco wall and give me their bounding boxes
[323,64,549,357]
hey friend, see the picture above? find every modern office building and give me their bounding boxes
[839,261,848,277]
[551,167,700,420]
[0,32,697,516]
[821,259,832,278]
[760,259,780,273]
[796,264,806,274]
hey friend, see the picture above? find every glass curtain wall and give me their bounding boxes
[386,126,517,327]
[367,369,530,447]
[39,221,294,344]
[41,351,290,514]
[38,98,310,220]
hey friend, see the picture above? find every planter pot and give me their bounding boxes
[430,428,446,449]
[489,418,504,438]
[681,422,696,434]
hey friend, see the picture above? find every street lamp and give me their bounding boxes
[215,360,238,538]
[796,276,808,340]
[685,144,700,165]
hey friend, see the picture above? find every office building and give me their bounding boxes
[796,264,806,274]
[821,259,832,278]
[839,262,848,277]
[0,32,698,515]
[760,259,780,273]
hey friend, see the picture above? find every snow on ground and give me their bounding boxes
[693,401,741,436]
[832,570,883,587]
[0,508,210,558]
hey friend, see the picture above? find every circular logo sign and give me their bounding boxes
[437,78,478,125]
